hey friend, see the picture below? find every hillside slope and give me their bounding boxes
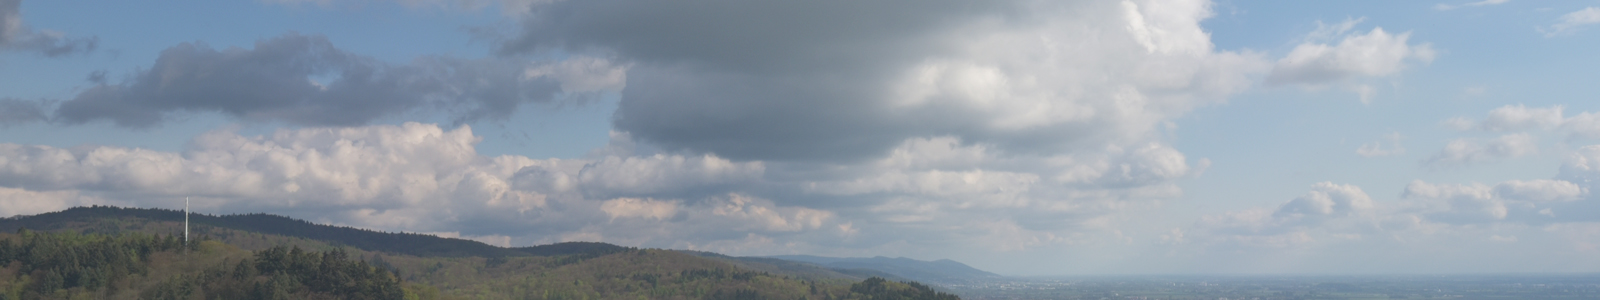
[767,255,1004,285]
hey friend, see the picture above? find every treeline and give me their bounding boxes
[479,250,959,300]
[0,229,193,298]
[142,245,403,300]
[0,230,402,299]
[700,276,959,300]
[846,277,960,300]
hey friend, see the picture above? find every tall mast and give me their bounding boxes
[184,197,189,244]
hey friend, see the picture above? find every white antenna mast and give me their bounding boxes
[184,197,189,244]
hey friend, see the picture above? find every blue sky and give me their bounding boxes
[2,0,1600,275]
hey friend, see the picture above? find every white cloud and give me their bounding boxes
[0,123,556,225]
[1447,104,1600,140]
[1561,111,1600,139]
[523,56,630,94]
[1382,147,1600,226]
[1191,182,1375,248]
[576,153,763,196]
[1422,133,1536,169]
[808,170,1039,201]
[0,122,866,253]
[1557,145,1600,190]
[1052,143,1200,187]
[0,123,775,238]
[1441,117,1476,131]
[422,231,515,247]
[1494,179,1585,202]
[1402,180,1493,201]
[0,187,108,217]
[1400,176,1589,225]
[1543,7,1600,37]
[705,194,833,232]
[1267,20,1435,86]
[1356,132,1406,157]
[1434,0,1509,11]
[1178,139,1600,270]
[599,197,679,221]
[1276,182,1375,219]
[1188,177,1580,253]
[1481,104,1565,131]
[1403,181,1510,223]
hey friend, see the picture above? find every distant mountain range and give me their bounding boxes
[764,255,1005,285]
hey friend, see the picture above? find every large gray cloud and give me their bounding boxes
[0,0,95,57]
[506,0,1264,162]
[50,33,575,128]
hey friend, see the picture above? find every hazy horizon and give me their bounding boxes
[2,0,1598,276]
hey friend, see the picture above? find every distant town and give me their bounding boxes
[947,274,1600,299]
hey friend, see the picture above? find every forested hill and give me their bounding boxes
[0,206,963,299]
[0,205,624,258]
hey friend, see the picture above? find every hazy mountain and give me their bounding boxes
[680,250,916,283]
[766,255,1005,285]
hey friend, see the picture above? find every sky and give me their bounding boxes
[1,0,1599,275]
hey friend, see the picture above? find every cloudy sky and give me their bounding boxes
[3,0,1600,275]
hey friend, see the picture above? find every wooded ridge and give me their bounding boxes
[0,206,960,300]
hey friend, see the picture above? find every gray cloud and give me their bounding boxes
[0,98,46,126]
[501,0,1000,75]
[51,33,566,128]
[1446,104,1600,140]
[0,0,96,57]
[505,0,1264,162]
[503,0,1003,161]
[481,0,1254,255]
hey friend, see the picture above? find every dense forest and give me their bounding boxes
[0,229,400,299]
[0,206,961,300]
